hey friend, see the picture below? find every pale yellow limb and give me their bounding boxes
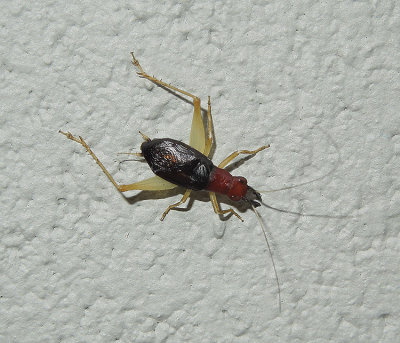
[59,131,177,192]
[189,97,206,153]
[130,52,212,155]
[209,192,243,221]
[131,52,198,99]
[119,175,177,192]
[160,189,192,221]
[203,96,213,157]
[218,145,270,169]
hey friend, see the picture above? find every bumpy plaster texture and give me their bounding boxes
[1,1,399,342]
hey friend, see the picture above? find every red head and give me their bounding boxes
[226,176,248,201]
[206,168,262,207]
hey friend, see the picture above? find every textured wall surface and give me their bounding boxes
[1,1,399,342]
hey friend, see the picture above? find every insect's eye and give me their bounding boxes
[230,195,241,201]
[238,177,246,184]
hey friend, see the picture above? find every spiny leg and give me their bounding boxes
[60,130,122,191]
[218,145,270,169]
[209,192,243,222]
[131,52,210,155]
[131,52,199,101]
[160,189,192,221]
[59,131,177,192]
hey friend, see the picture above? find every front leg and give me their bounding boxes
[209,192,243,221]
[59,131,177,192]
[218,145,270,169]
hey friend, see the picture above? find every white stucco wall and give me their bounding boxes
[1,1,399,342]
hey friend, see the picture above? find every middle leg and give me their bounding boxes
[209,192,243,221]
[160,189,192,221]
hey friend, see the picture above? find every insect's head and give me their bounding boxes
[243,185,262,207]
[227,176,262,207]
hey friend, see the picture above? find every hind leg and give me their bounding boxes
[59,131,177,192]
[131,52,213,156]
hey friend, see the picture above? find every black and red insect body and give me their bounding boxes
[142,137,263,211]
[60,52,280,311]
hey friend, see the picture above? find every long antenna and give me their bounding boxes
[258,127,342,195]
[257,179,321,193]
[251,204,281,313]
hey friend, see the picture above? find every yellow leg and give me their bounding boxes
[119,175,177,192]
[59,131,177,192]
[160,189,192,221]
[218,145,270,169]
[209,192,243,221]
[131,52,213,156]
[60,131,123,191]
[203,96,213,157]
[189,98,206,153]
[131,52,198,100]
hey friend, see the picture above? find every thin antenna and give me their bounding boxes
[257,180,319,193]
[258,127,341,195]
[251,204,281,313]
[257,172,336,193]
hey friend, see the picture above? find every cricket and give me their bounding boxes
[60,52,281,311]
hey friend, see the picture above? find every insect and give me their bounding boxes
[60,52,281,311]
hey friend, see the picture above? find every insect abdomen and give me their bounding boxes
[141,138,215,190]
